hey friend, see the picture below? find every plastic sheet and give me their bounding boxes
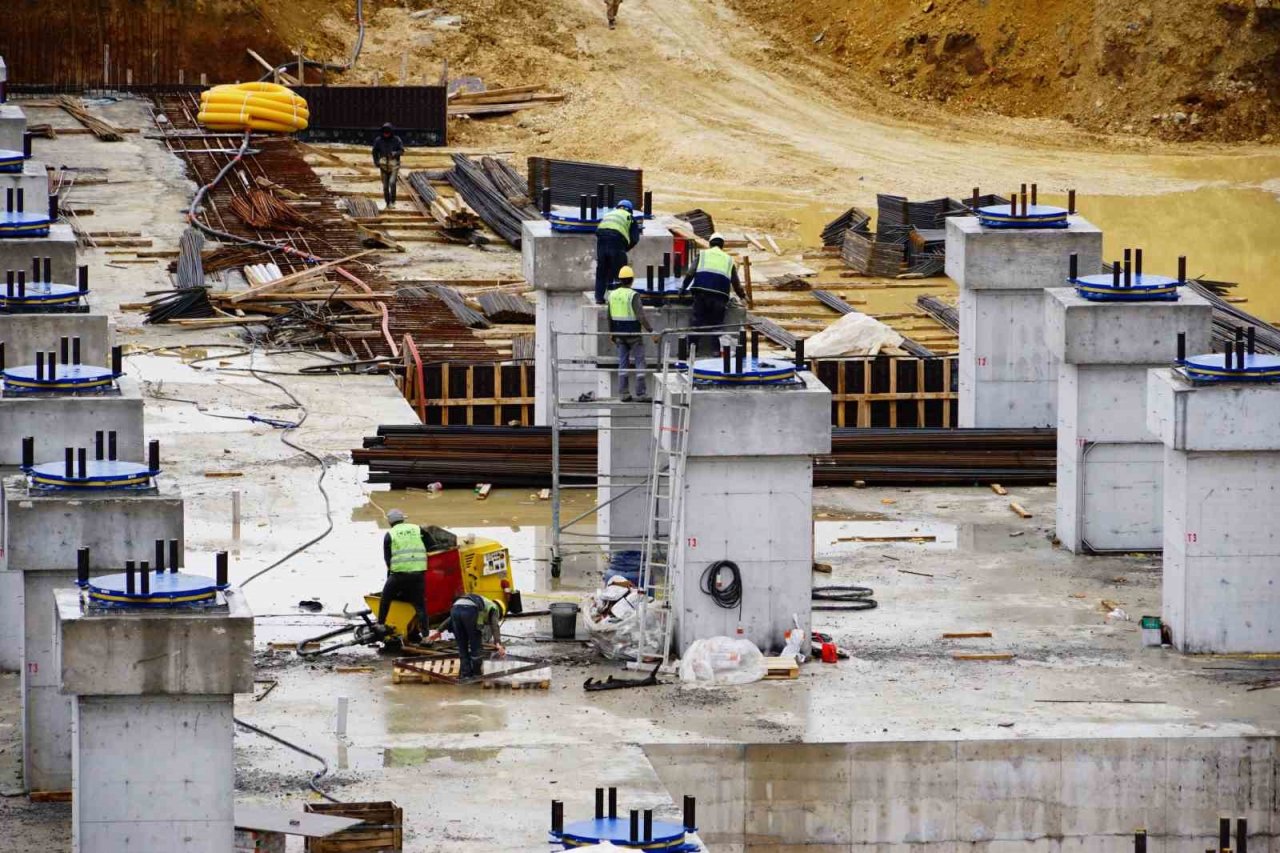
[678,636,766,686]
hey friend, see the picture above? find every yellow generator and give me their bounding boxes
[364,536,519,639]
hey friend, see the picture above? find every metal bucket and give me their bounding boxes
[549,601,579,640]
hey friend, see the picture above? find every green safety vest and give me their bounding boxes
[388,522,428,573]
[608,285,638,321]
[696,247,734,278]
[458,593,501,624]
[597,208,632,240]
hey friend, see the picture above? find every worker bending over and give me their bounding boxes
[607,266,653,401]
[595,200,641,304]
[372,122,404,209]
[376,509,431,640]
[681,233,750,353]
[429,593,506,679]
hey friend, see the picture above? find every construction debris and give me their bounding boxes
[55,95,124,141]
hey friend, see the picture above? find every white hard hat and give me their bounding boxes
[709,232,725,245]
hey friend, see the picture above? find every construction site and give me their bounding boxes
[0,0,1277,850]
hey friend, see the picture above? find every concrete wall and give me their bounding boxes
[0,159,50,207]
[0,375,145,465]
[646,737,1280,853]
[73,694,235,852]
[0,222,77,284]
[0,311,111,373]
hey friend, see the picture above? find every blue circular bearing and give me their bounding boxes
[1074,273,1181,302]
[85,571,224,607]
[27,458,156,490]
[1179,352,1280,383]
[0,209,52,238]
[977,203,1069,229]
[692,356,797,385]
[0,282,82,309]
[3,363,117,393]
[555,816,692,850]
[0,148,24,173]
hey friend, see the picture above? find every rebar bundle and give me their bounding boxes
[446,155,541,247]
[228,188,311,230]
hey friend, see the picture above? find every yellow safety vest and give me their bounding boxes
[608,286,637,321]
[696,247,734,278]
[597,208,632,240]
[389,522,428,573]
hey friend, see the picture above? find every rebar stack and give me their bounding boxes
[446,154,541,247]
[822,206,872,247]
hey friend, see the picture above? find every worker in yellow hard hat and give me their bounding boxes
[607,266,653,401]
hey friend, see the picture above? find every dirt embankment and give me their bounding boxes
[724,0,1280,142]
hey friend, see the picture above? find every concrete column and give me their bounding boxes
[0,312,111,367]
[0,374,146,465]
[2,475,184,791]
[1148,370,1280,652]
[0,223,78,285]
[659,370,830,655]
[0,103,25,151]
[522,219,673,425]
[946,215,1103,427]
[1044,288,1212,552]
[0,160,53,206]
[56,587,253,852]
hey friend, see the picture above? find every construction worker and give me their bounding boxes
[607,266,653,401]
[595,199,641,304]
[604,0,622,28]
[427,593,506,679]
[376,508,431,640]
[681,233,750,354]
[372,122,404,209]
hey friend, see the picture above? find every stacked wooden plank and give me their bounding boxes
[404,171,482,231]
[448,84,565,117]
[841,229,902,277]
[478,291,535,324]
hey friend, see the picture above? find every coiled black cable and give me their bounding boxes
[700,560,743,616]
[812,585,877,612]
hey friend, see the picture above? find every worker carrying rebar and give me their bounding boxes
[681,233,750,353]
[428,593,506,679]
[595,199,641,304]
[608,265,653,401]
[372,122,404,209]
[376,508,432,640]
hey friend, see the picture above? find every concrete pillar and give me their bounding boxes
[946,215,1103,427]
[1,475,184,790]
[0,375,146,465]
[55,586,253,852]
[0,103,25,152]
[0,160,53,207]
[1044,288,1213,552]
[0,223,78,285]
[659,370,831,655]
[1148,370,1280,652]
[522,219,673,425]
[0,312,111,367]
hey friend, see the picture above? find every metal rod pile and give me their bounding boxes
[446,155,541,247]
[228,188,311,230]
[352,426,1056,488]
[477,291,535,324]
[916,295,958,332]
[404,171,481,231]
[399,285,489,329]
[821,206,871,247]
[55,95,124,141]
[675,209,716,240]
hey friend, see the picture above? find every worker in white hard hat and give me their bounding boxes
[681,233,750,353]
[595,199,642,305]
[607,265,653,401]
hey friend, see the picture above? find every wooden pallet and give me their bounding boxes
[762,656,800,680]
[391,657,459,684]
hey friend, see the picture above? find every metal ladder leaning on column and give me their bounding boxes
[634,335,695,665]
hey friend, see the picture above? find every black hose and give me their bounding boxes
[700,560,743,616]
[234,717,340,802]
[812,585,877,612]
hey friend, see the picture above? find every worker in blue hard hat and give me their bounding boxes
[681,233,750,353]
[594,199,641,305]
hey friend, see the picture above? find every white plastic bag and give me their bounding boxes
[678,636,767,686]
[781,627,806,664]
[804,311,904,357]
[582,577,661,661]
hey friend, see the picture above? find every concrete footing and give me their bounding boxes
[0,159,50,206]
[1045,288,1213,552]
[946,215,1103,428]
[0,223,78,285]
[56,587,253,851]
[0,103,24,152]
[1149,369,1280,652]
[660,370,830,654]
[0,374,145,465]
[0,311,110,366]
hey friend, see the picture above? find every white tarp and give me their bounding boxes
[805,310,903,357]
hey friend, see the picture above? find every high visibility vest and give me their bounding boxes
[597,208,632,241]
[608,285,640,333]
[455,593,501,624]
[690,247,734,295]
[388,522,428,573]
